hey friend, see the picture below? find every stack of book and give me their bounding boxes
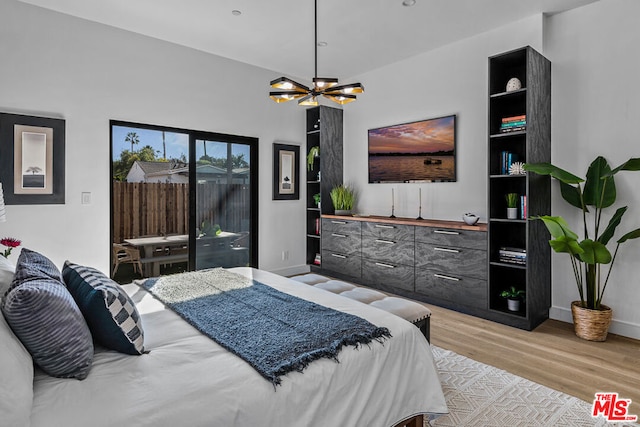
[313,253,321,265]
[499,151,519,175]
[500,115,526,133]
[499,247,526,265]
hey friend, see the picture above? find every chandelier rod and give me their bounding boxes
[314,0,318,80]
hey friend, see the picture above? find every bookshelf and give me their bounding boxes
[305,106,343,268]
[487,46,551,330]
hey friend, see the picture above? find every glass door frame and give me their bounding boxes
[188,131,259,270]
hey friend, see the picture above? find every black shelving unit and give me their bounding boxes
[305,105,343,269]
[487,46,551,330]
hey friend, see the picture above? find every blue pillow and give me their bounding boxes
[62,262,145,355]
[2,277,94,380]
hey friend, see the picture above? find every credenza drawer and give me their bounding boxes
[416,243,487,280]
[361,236,414,266]
[322,232,361,254]
[362,221,414,241]
[415,269,487,309]
[321,250,362,278]
[415,227,486,250]
[322,218,362,235]
[361,259,414,292]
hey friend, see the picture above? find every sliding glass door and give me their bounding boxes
[191,137,257,270]
[110,121,258,283]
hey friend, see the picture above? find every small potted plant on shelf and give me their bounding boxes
[313,193,321,209]
[307,146,320,171]
[330,184,356,215]
[505,193,518,219]
[524,156,640,341]
[500,286,525,312]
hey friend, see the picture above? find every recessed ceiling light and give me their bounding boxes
[231,10,242,16]
[402,0,416,6]
[317,41,328,47]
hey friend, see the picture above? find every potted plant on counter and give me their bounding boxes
[500,286,525,312]
[330,184,356,216]
[524,156,640,341]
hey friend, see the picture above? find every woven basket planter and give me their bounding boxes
[571,301,612,342]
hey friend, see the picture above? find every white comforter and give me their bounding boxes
[31,267,447,426]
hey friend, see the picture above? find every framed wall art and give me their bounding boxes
[272,142,299,200]
[0,113,65,204]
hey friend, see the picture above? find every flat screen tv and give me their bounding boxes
[368,114,456,183]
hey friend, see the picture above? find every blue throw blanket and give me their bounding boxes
[141,269,391,386]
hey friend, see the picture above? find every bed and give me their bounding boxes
[4,264,447,426]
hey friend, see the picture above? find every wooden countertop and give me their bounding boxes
[321,214,487,232]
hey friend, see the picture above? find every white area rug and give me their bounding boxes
[429,346,639,427]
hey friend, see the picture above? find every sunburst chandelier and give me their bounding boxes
[269,0,364,106]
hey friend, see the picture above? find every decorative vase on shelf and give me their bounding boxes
[334,209,352,216]
[506,77,522,92]
[462,213,479,225]
[507,208,518,219]
[507,298,521,312]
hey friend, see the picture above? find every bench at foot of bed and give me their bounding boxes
[291,273,431,342]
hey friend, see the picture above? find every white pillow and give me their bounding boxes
[0,256,15,297]
[0,312,34,426]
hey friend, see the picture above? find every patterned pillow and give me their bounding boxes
[62,262,145,355]
[7,248,63,295]
[2,277,94,380]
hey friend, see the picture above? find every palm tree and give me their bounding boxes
[125,132,140,152]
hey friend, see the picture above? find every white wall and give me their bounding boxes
[0,0,308,275]
[545,0,640,339]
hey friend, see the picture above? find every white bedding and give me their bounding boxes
[31,267,447,426]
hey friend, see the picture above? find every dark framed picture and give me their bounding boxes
[272,143,299,200]
[0,113,65,204]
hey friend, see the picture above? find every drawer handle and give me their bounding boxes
[331,233,347,238]
[434,247,460,253]
[434,273,460,282]
[375,262,396,269]
[375,224,395,229]
[331,221,348,225]
[375,239,395,245]
[434,230,460,235]
[331,253,347,259]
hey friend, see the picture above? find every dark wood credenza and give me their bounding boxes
[319,215,491,318]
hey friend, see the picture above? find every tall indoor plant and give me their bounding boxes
[524,156,640,340]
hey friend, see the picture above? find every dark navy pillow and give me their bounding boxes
[62,262,145,355]
[1,277,94,380]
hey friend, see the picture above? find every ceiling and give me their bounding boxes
[18,0,599,80]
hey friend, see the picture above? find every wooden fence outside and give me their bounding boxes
[112,181,250,243]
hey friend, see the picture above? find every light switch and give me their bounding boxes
[81,192,91,204]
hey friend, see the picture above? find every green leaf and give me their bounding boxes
[617,228,640,244]
[577,239,612,265]
[549,235,584,255]
[583,156,616,208]
[598,206,627,245]
[605,158,640,176]
[523,162,584,184]
[538,216,579,240]
[559,181,584,210]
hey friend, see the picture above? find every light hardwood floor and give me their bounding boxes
[427,304,640,416]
